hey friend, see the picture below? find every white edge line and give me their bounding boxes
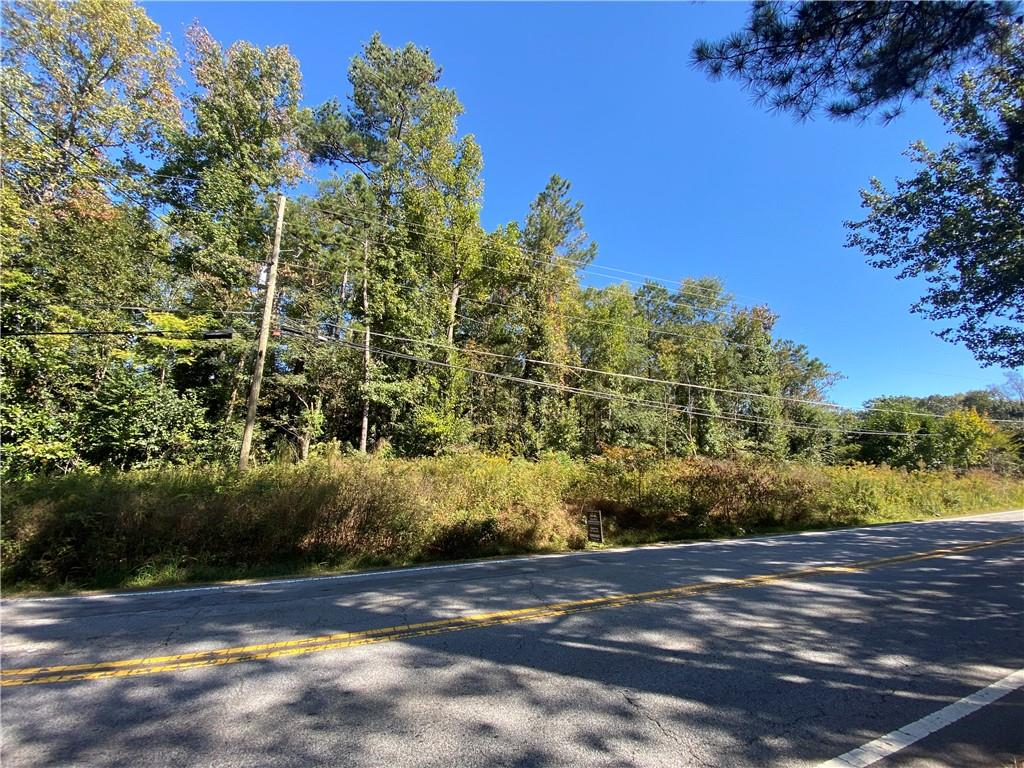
[3,510,1021,605]
[816,668,1024,768]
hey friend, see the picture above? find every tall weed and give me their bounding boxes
[3,455,1020,591]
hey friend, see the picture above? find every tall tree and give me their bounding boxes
[692,1,1019,121]
[517,175,595,454]
[1,0,179,203]
[728,307,788,458]
[691,348,728,458]
[774,340,841,461]
[634,279,735,457]
[156,24,305,453]
[304,35,466,454]
[303,32,444,208]
[846,26,1024,368]
[403,119,484,347]
[572,284,653,454]
[159,23,304,304]
[1,0,185,478]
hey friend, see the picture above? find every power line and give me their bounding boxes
[9,301,257,317]
[3,328,234,339]
[284,326,799,430]
[361,326,775,399]
[51,183,1009,389]
[23,289,1010,427]
[312,204,747,320]
[116,305,255,316]
[273,260,1024,425]
[275,256,754,350]
[278,321,951,437]
[289,320,1024,426]
[7,105,1006,412]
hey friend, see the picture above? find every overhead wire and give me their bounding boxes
[273,252,1024,424]
[311,204,746,319]
[7,106,1017,427]
[276,321,945,438]
[274,256,756,351]
[3,328,227,339]
[17,288,1019,428]
[279,317,1024,427]
[8,300,257,318]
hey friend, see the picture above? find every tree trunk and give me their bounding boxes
[225,350,248,424]
[359,239,371,454]
[446,277,462,346]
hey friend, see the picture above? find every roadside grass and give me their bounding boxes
[3,452,1021,595]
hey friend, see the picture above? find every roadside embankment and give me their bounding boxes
[3,453,1021,593]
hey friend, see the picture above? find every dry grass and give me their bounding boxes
[3,451,1021,593]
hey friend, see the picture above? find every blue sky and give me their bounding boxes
[143,1,1016,408]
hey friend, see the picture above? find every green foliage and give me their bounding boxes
[158,22,304,298]
[2,3,1020,485]
[1,0,179,203]
[80,367,210,469]
[692,348,727,457]
[4,455,1020,592]
[1,399,80,481]
[730,308,788,458]
[856,399,1017,472]
[1,199,181,477]
[692,2,1017,121]
[405,403,474,456]
[847,26,1024,367]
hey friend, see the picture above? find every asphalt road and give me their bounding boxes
[2,511,1022,768]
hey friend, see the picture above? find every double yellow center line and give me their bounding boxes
[3,535,1021,687]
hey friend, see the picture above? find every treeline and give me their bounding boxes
[2,0,1022,481]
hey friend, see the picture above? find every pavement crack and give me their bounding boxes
[526,577,544,604]
[621,691,682,746]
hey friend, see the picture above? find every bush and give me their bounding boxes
[1,454,585,590]
[570,453,1024,538]
[3,455,1021,591]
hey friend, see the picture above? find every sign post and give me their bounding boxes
[586,509,604,544]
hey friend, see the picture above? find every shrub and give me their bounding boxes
[2,455,1020,591]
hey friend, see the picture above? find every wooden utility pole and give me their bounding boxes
[238,194,287,471]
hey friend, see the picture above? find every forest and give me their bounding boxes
[2,2,1023,589]
[4,0,1022,477]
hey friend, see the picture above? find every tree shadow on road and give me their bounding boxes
[3,516,1022,767]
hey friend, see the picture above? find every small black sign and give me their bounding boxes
[586,509,604,544]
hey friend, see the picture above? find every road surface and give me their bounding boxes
[2,510,1022,767]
